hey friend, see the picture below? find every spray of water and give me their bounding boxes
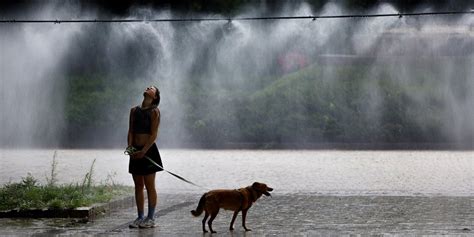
[1,2,472,148]
[0,5,81,147]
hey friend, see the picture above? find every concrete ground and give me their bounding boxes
[1,150,472,236]
[0,193,472,236]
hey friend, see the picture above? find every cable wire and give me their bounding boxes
[1,10,473,24]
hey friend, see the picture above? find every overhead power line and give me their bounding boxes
[1,10,473,24]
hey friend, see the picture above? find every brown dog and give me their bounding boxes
[191,182,273,233]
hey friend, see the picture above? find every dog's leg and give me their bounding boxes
[229,210,239,231]
[241,209,251,231]
[208,210,219,234]
[202,212,209,233]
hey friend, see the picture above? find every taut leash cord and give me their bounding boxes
[124,147,209,190]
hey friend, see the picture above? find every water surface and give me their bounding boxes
[1,149,472,196]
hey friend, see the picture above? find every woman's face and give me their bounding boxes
[144,86,158,99]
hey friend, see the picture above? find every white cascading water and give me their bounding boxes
[0,2,472,147]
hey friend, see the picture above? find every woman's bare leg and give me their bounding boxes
[132,175,145,218]
[144,173,157,219]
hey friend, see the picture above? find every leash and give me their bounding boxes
[124,147,209,190]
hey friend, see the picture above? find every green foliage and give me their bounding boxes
[0,180,131,211]
[0,176,132,211]
[82,159,96,190]
[63,57,471,147]
[46,151,58,186]
[64,74,141,146]
[0,159,132,211]
[67,75,126,126]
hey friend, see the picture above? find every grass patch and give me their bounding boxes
[0,154,133,211]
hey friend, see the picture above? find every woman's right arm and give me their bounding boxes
[127,108,135,147]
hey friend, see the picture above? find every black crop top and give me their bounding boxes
[132,106,157,134]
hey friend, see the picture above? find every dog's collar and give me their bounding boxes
[245,186,256,203]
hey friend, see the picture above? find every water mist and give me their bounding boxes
[1,2,472,148]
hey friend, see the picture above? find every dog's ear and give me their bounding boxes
[252,182,260,188]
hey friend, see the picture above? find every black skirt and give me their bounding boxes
[128,143,164,175]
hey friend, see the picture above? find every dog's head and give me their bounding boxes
[251,182,273,197]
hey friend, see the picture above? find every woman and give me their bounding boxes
[127,85,163,228]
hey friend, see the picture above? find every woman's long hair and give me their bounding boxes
[152,86,160,106]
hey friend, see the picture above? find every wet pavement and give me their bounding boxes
[0,193,472,236]
[1,149,473,235]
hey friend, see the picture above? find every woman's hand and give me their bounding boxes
[132,150,146,159]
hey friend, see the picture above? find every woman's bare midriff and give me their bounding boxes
[133,134,151,147]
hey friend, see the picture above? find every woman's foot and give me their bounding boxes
[129,217,144,228]
[139,218,156,228]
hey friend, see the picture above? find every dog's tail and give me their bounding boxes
[191,194,206,217]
